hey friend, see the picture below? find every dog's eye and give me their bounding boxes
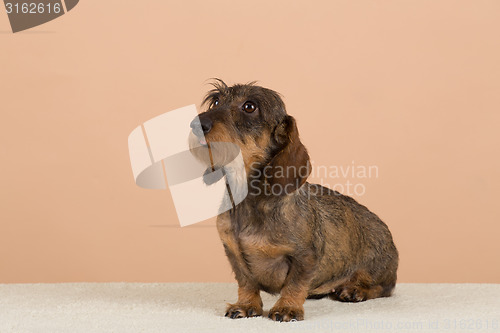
[211,99,219,108]
[243,101,257,113]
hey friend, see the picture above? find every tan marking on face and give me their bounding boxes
[197,120,273,174]
[239,131,271,175]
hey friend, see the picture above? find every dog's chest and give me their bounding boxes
[238,233,291,290]
[216,214,291,291]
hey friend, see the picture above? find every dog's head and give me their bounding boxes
[189,79,310,195]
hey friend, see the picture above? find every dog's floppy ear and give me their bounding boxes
[266,116,311,195]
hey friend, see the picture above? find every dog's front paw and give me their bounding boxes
[268,305,304,322]
[225,303,263,319]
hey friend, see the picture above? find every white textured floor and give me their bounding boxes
[0,283,499,333]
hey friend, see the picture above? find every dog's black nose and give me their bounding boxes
[199,115,213,134]
[190,114,212,136]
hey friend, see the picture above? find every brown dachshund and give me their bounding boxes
[189,80,398,322]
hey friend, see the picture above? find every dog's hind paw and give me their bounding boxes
[330,286,367,302]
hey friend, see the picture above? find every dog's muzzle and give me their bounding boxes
[190,115,212,137]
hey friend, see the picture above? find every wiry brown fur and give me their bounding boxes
[189,79,399,322]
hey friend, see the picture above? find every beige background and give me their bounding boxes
[1,0,499,284]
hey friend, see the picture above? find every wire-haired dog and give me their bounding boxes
[189,80,398,322]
